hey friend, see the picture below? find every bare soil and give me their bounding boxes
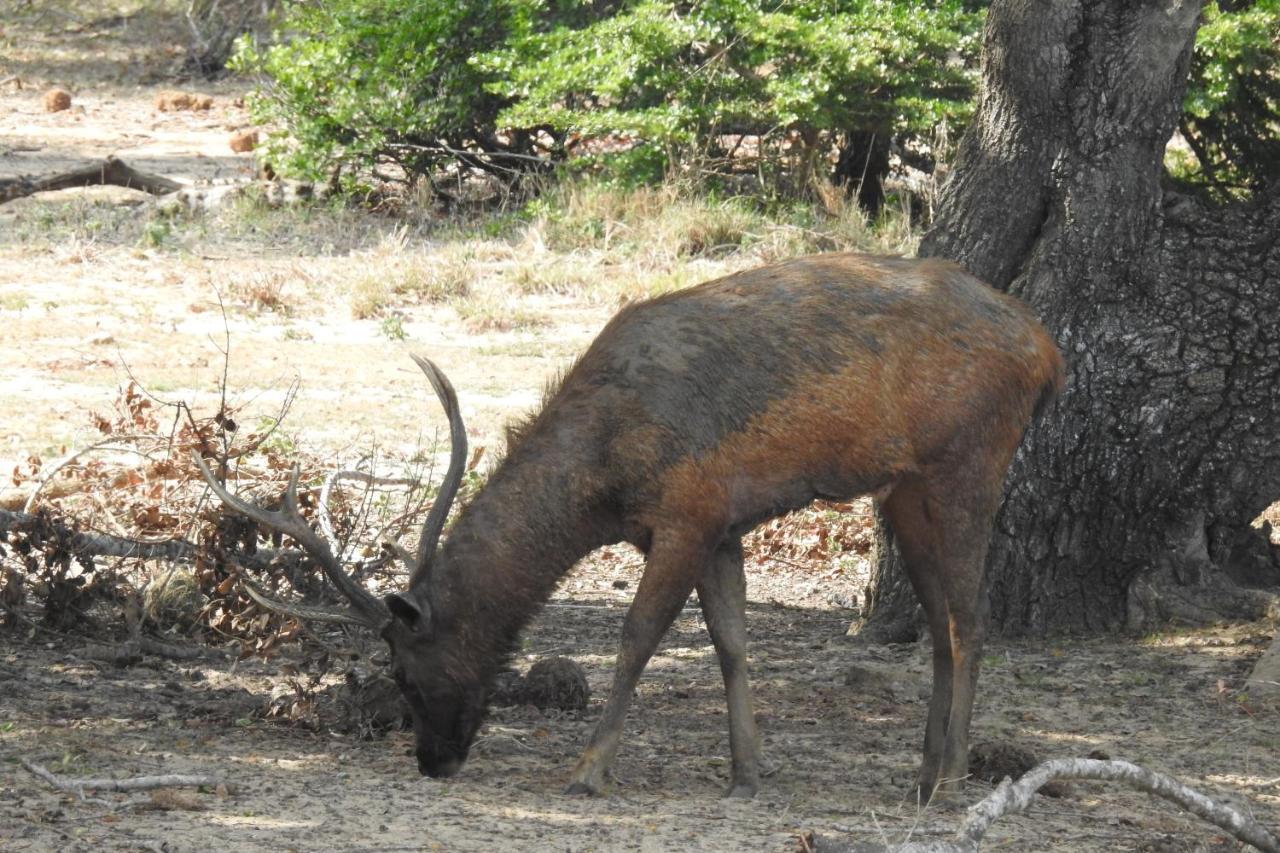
[2,6,1279,852]
[2,568,1278,852]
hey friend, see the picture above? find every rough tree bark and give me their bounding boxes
[863,0,1280,637]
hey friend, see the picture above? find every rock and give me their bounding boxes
[229,129,259,153]
[43,88,71,112]
[155,91,214,112]
[523,656,590,713]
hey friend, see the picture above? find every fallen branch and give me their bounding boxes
[80,637,210,665]
[958,759,1278,852]
[0,508,293,569]
[21,435,159,513]
[21,759,224,796]
[0,156,182,205]
[817,758,1280,853]
[1,509,199,562]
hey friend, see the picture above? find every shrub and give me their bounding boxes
[1181,0,1280,197]
[238,0,981,201]
[488,0,981,192]
[234,0,539,184]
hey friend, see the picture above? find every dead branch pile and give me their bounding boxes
[0,368,431,657]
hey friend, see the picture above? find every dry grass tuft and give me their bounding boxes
[228,271,295,315]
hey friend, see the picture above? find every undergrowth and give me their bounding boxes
[3,177,921,324]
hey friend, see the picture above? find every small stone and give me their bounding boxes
[43,88,71,112]
[229,129,259,153]
[155,91,214,112]
[523,656,590,713]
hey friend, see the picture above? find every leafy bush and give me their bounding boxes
[234,0,539,184]
[496,0,983,205]
[238,0,981,200]
[488,0,980,190]
[1181,0,1280,197]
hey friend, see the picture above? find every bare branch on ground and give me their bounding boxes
[0,157,182,205]
[812,758,1279,853]
[21,759,225,796]
[0,508,296,569]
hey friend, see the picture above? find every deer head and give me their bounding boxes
[198,354,476,777]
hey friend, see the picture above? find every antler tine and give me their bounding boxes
[241,577,371,626]
[381,541,418,575]
[409,354,468,586]
[192,453,388,627]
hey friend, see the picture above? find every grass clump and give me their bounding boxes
[228,271,295,315]
[522,179,917,267]
[346,239,479,319]
[451,288,546,333]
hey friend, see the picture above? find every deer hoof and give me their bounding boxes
[564,780,604,798]
[724,781,758,799]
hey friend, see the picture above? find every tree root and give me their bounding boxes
[1126,565,1278,632]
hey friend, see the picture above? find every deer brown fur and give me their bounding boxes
[208,252,1063,801]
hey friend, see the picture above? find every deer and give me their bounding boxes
[198,252,1063,801]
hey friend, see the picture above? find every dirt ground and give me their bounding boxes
[1,564,1278,852]
[3,5,1279,852]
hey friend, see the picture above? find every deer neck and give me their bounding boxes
[427,446,614,666]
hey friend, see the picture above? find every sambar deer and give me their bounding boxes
[199,253,1063,800]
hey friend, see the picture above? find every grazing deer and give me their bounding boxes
[200,253,1063,800]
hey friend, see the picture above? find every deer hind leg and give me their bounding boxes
[882,468,998,803]
[565,531,711,796]
[696,538,760,798]
[882,479,953,802]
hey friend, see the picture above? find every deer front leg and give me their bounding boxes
[697,539,760,798]
[565,533,709,796]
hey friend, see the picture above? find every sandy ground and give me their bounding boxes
[3,6,1279,852]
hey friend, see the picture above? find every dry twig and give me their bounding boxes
[21,758,224,797]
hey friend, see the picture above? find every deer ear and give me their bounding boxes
[384,592,431,635]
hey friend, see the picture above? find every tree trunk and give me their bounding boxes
[834,129,891,216]
[862,0,1280,637]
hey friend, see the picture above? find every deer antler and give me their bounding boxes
[193,454,389,628]
[240,576,372,626]
[408,354,468,586]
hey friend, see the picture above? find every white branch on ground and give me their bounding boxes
[21,759,225,798]
[831,758,1279,853]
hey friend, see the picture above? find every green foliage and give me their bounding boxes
[233,0,535,181]
[237,0,981,194]
[487,0,981,183]
[1181,0,1280,196]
